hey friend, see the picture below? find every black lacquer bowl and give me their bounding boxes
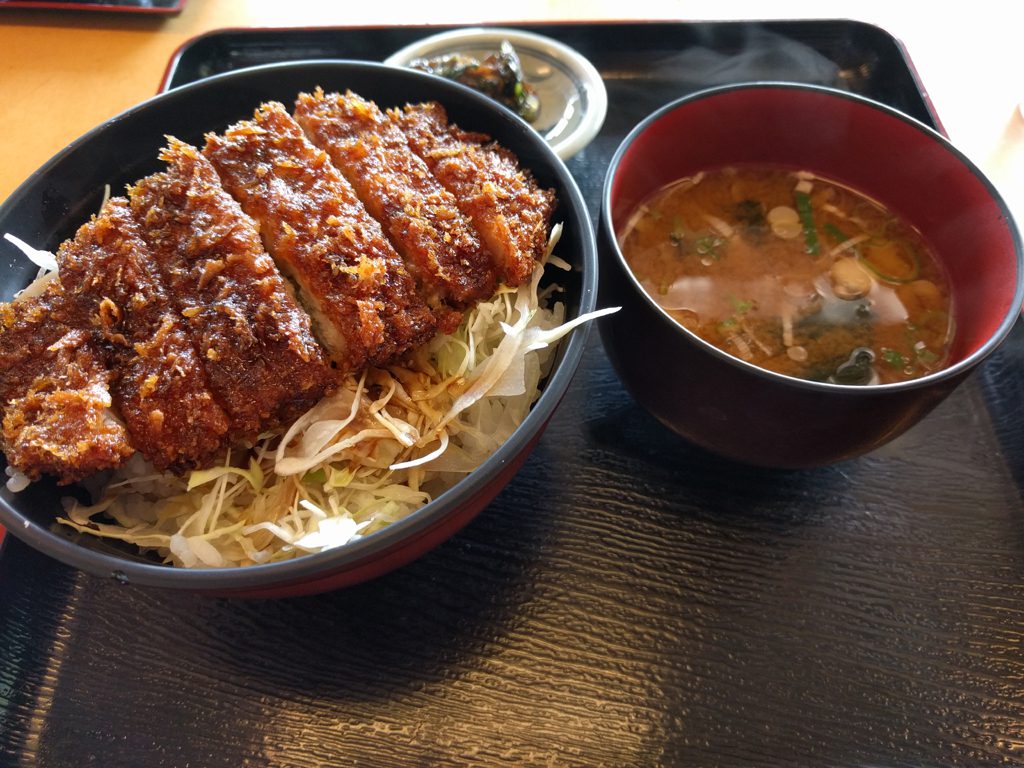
[0,61,597,597]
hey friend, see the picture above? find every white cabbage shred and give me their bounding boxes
[56,225,618,567]
[4,233,58,304]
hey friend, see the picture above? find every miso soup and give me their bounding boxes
[618,166,954,385]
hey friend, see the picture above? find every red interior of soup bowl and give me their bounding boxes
[610,83,1023,368]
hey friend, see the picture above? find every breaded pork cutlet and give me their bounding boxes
[57,198,231,471]
[293,88,497,322]
[394,101,556,287]
[203,102,437,372]
[129,139,334,440]
[0,281,133,483]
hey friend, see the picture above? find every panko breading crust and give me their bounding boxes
[129,139,335,440]
[57,198,232,471]
[203,102,437,372]
[0,90,556,485]
[294,89,497,324]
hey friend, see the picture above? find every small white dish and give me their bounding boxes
[385,27,607,160]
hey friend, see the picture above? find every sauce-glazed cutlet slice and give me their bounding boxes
[57,198,231,472]
[394,101,556,287]
[0,281,133,483]
[293,88,497,319]
[203,101,438,370]
[129,139,334,440]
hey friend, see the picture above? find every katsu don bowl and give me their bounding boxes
[0,61,597,597]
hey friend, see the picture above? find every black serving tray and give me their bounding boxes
[162,20,943,226]
[4,21,1024,768]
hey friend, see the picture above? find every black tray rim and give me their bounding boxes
[157,17,943,134]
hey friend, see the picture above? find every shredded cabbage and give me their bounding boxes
[3,234,58,304]
[56,226,618,567]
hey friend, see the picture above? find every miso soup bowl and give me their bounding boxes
[599,82,1024,468]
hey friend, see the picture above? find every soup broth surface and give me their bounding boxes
[618,166,954,384]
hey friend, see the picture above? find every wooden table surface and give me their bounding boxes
[1,1,1022,217]
[2,3,1024,767]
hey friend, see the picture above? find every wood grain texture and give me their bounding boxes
[3,21,1024,768]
